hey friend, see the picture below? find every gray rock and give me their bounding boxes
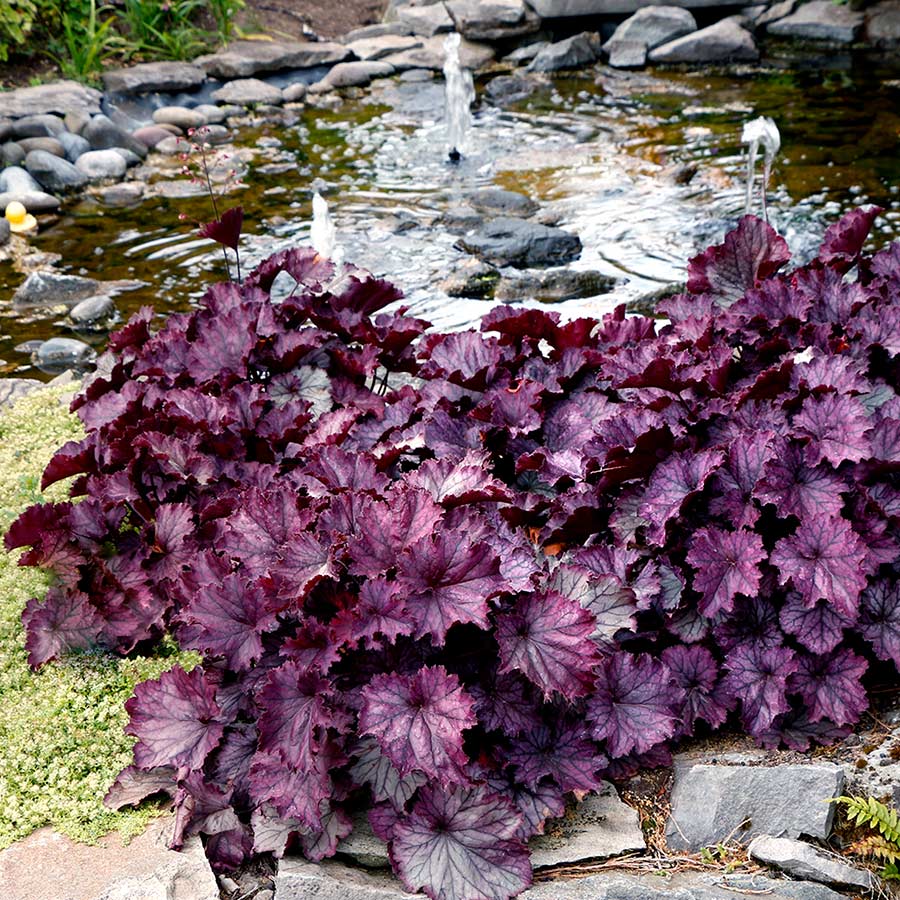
[384,34,494,70]
[69,294,116,327]
[606,39,648,67]
[10,114,66,138]
[102,61,206,95]
[200,124,231,145]
[504,40,548,63]
[194,104,227,124]
[210,79,284,106]
[398,68,435,81]
[196,40,351,79]
[530,783,645,868]
[0,165,42,194]
[445,0,540,40]
[0,378,42,409]
[94,181,145,206]
[457,217,582,268]
[528,0,731,15]
[343,23,414,42]
[58,131,91,162]
[755,0,797,29]
[336,816,391,868]
[0,189,60,212]
[748,835,876,891]
[0,218,9,245]
[496,267,616,302]
[24,150,88,193]
[867,0,900,46]
[11,272,105,308]
[75,149,127,182]
[650,17,759,62]
[666,763,844,851]
[0,81,102,118]
[83,114,148,159]
[486,73,540,105]
[396,4,455,36]
[767,0,864,42]
[0,118,11,143]
[603,6,697,52]
[1,142,26,167]
[33,337,96,369]
[528,32,600,71]
[283,83,308,103]
[347,34,422,60]
[110,147,142,167]
[319,61,396,89]
[17,136,65,157]
[440,204,484,230]
[274,860,852,900]
[152,106,207,130]
[467,187,539,217]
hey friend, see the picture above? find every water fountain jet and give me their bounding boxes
[443,32,475,164]
[311,190,342,263]
[742,116,781,222]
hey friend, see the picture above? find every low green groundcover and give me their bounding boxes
[0,385,197,849]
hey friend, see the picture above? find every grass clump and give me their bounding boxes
[0,384,198,849]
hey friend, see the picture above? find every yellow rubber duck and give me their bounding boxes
[5,201,37,234]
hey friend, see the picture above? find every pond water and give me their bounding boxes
[3,45,900,380]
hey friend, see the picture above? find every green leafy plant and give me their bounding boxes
[208,0,243,41]
[834,795,900,878]
[48,0,122,81]
[119,0,212,59]
[0,0,37,62]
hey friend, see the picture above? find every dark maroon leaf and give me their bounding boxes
[198,206,244,251]
[792,393,872,468]
[21,589,102,668]
[818,206,881,271]
[686,527,765,619]
[506,719,604,794]
[722,644,798,735]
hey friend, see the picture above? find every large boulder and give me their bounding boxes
[665,762,844,851]
[767,0,864,42]
[196,40,350,78]
[649,17,759,62]
[445,0,541,40]
[346,34,423,60]
[456,217,582,267]
[602,6,697,54]
[102,60,206,94]
[528,32,601,71]
[24,150,88,193]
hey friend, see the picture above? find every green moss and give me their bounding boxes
[0,385,198,849]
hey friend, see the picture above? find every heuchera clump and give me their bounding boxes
[7,208,900,900]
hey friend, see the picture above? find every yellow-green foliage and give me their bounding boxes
[0,385,198,849]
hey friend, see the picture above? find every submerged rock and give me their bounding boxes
[33,337,96,369]
[439,257,500,298]
[456,217,582,268]
[69,294,116,327]
[485,73,540,105]
[12,271,140,308]
[467,187,539,218]
[495,268,616,302]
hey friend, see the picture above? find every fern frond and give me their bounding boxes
[848,835,900,864]
[834,795,900,850]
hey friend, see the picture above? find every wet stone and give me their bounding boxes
[495,268,616,302]
[0,218,9,246]
[200,124,232,145]
[485,74,539,105]
[210,79,284,106]
[456,217,582,268]
[768,0,865,41]
[439,257,500,298]
[467,187,539,217]
[94,181,145,206]
[649,16,759,62]
[528,32,601,72]
[33,337,96,369]
[603,5,697,53]
[102,60,206,95]
[24,150,88,193]
[133,125,176,148]
[83,114,148,158]
[69,294,116,327]
[320,61,396,89]
[17,136,65,157]
[12,271,139,308]
[194,104,227,124]
[58,131,90,162]
[0,142,26,167]
[10,114,66,138]
[0,189,60,213]
[74,149,127,182]
[152,106,207,129]
[111,147,142,167]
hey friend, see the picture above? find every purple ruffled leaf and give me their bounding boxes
[859,579,900,664]
[686,527,765,619]
[721,644,798,735]
[788,648,868,726]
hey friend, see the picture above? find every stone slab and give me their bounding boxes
[196,40,351,79]
[767,0,864,42]
[102,61,206,95]
[347,34,423,60]
[445,0,541,40]
[529,782,645,868]
[383,35,494,71]
[602,5,697,52]
[649,16,759,62]
[748,835,876,891]
[0,817,217,900]
[666,763,844,851]
[527,0,741,18]
[275,860,851,900]
[0,81,102,119]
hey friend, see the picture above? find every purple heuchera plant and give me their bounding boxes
[8,208,900,900]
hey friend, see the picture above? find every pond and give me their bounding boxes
[3,44,900,380]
